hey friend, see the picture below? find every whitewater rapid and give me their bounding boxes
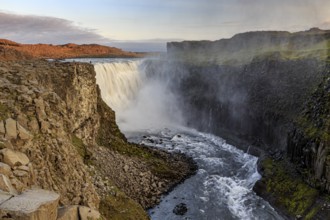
[129,128,282,220]
[70,58,283,220]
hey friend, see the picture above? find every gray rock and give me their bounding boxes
[0,191,12,204]
[0,189,60,220]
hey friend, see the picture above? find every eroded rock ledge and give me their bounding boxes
[0,60,196,219]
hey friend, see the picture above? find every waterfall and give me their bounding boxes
[94,59,183,133]
[94,60,143,111]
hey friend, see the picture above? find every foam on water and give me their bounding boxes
[129,128,282,220]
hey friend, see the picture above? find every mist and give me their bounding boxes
[95,59,184,134]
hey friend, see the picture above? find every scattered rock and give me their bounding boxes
[173,203,188,215]
[0,148,30,166]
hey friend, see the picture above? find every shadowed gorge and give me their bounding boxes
[0,27,329,220]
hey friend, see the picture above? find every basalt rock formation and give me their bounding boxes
[0,59,196,219]
[166,28,330,218]
[0,39,142,61]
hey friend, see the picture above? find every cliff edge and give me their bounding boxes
[0,59,196,219]
[0,39,142,61]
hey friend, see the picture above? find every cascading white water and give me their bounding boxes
[94,60,142,111]
[94,59,184,133]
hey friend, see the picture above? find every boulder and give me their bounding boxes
[0,174,17,195]
[4,118,17,139]
[173,203,188,215]
[0,189,60,220]
[1,148,30,167]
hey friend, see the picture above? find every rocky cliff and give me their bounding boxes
[0,59,196,219]
[166,28,330,218]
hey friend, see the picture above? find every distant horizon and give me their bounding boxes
[1,0,330,52]
[1,26,328,53]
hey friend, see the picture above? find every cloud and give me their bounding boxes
[0,12,110,44]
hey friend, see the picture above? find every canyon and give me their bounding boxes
[0,28,329,219]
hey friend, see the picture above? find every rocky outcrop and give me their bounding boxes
[0,59,196,219]
[0,189,60,220]
[288,76,330,192]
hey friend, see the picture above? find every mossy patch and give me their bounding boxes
[305,205,321,220]
[71,134,91,164]
[99,183,149,220]
[260,158,319,217]
[0,103,9,120]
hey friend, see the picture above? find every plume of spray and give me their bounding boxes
[95,59,184,134]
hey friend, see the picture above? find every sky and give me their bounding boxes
[1,0,330,51]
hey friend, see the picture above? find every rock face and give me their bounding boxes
[164,29,330,218]
[288,76,330,192]
[0,59,196,219]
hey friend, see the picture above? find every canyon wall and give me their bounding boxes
[166,28,330,218]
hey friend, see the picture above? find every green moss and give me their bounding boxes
[99,183,149,220]
[0,142,5,149]
[305,205,321,220]
[0,103,9,120]
[71,135,91,164]
[261,158,319,216]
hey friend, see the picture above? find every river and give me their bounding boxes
[72,58,283,220]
